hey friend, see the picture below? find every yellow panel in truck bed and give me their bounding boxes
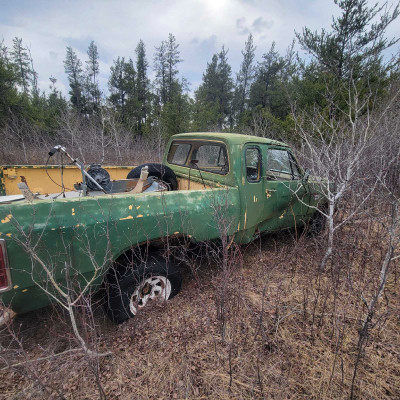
[0,165,135,195]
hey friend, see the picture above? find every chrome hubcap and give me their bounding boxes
[129,276,171,315]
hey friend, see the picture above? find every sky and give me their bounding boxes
[1,0,399,97]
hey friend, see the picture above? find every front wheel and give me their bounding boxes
[104,254,182,324]
[307,209,326,236]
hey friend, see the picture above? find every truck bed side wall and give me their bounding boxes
[0,165,136,196]
[0,187,240,313]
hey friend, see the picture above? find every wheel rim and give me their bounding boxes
[129,276,172,315]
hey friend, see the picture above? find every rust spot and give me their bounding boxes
[120,216,134,220]
[13,285,19,289]
[128,205,133,210]
[22,289,28,293]
[71,208,75,216]
[136,206,141,210]
[1,214,12,224]
[137,214,143,218]
[6,233,11,237]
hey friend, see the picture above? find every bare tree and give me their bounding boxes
[292,75,400,272]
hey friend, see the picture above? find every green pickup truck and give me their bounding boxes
[0,132,326,324]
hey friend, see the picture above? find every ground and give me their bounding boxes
[0,230,399,399]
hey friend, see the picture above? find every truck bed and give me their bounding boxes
[0,185,240,314]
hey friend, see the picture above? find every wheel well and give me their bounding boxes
[104,242,165,285]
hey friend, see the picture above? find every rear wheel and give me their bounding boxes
[129,275,171,315]
[104,254,182,324]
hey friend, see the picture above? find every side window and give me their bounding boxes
[246,147,261,182]
[289,153,302,180]
[267,149,293,180]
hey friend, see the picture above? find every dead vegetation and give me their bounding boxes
[0,110,166,166]
[1,74,399,400]
[0,218,399,399]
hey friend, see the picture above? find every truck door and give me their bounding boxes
[241,144,265,231]
[263,147,308,230]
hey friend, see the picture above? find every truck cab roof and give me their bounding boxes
[170,132,289,147]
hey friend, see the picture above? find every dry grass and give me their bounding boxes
[0,225,399,399]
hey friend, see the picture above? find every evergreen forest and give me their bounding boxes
[0,0,399,164]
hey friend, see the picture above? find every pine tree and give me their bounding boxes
[154,34,182,108]
[233,33,256,125]
[135,40,150,133]
[161,78,191,137]
[26,47,39,98]
[153,34,189,137]
[108,57,136,122]
[217,47,234,128]
[64,46,85,112]
[85,41,101,113]
[10,37,32,94]
[297,0,399,80]
[194,54,220,130]
[0,40,8,62]
[194,47,233,130]
[0,41,20,125]
[46,76,67,132]
[296,0,399,115]
[249,42,286,112]
[154,40,168,106]
[165,33,182,102]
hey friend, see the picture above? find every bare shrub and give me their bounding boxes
[0,109,167,166]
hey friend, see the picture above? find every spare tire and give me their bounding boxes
[86,164,111,191]
[127,163,178,191]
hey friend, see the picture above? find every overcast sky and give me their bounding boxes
[1,0,399,97]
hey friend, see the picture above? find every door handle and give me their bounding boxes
[266,189,276,198]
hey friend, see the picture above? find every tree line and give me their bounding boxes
[0,0,399,143]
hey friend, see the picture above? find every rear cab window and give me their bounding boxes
[167,140,229,175]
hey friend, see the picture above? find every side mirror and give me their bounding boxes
[302,169,310,184]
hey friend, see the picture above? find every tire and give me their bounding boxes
[307,209,326,236]
[104,254,182,324]
[86,164,111,191]
[127,163,178,191]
